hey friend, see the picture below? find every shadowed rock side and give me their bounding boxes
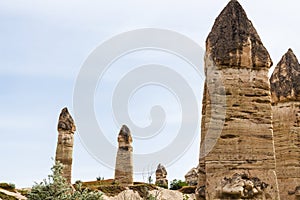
[55,107,76,184]
[155,164,168,188]
[270,49,300,200]
[196,0,279,199]
[114,125,133,185]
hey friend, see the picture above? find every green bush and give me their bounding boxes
[0,182,16,191]
[169,179,188,190]
[27,161,103,200]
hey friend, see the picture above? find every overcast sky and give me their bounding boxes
[1,0,300,188]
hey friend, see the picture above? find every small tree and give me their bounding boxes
[28,161,103,200]
[169,179,188,190]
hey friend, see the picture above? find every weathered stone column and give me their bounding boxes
[114,125,133,185]
[197,0,279,199]
[55,107,76,184]
[155,164,168,188]
[270,49,300,199]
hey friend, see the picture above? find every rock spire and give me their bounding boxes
[196,1,279,199]
[55,107,76,184]
[114,125,133,185]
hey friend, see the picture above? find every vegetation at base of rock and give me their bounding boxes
[27,161,103,200]
[155,183,168,189]
[0,183,16,192]
[170,179,188,190]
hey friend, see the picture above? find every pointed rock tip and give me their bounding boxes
[58,107,75,131]
[206,0,272,68]
[119,124,131,136]
[270,49,300,103]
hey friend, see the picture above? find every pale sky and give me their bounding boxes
[1,0,300,188]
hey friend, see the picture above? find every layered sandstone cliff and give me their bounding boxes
[270,49,300,200]
[55,107,76,184]
[197,0,279,199]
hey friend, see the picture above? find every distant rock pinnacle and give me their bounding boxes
[206,0,272,68]
[270,49,300,103]
[55,107,76,184]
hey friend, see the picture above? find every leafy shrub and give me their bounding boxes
[0,182,16,191]
[169,179,188,190]
[27,161,103,200]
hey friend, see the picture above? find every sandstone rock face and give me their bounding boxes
[114,125,133,185]
[101,188,196,200]
[55,107,76,184]
[155,164,168,188]
[270,49,300,200]
[196,1,279,199]
[185,167,198,186]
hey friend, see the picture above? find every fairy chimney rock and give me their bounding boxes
[197,0,279,199]
[55,107,76,184]
[114,125,133,185]
[270,49,300,200]
[155,164,168,188]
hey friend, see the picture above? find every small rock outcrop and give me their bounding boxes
[270,49,300,200]
[185,167,198,186]
[55,107,76,184]
[114,125,133,185]
[197,0,279,199]
[220,173,268,199]
[155,164,168,188]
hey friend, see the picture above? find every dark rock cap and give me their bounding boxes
[206,0,272,68]
[57,107,76,132]
[270,49,300,103]
[156,163,167,174]
[118,124,132,143]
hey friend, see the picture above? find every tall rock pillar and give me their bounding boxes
[55,107,76,184]
[114,125,133,185]
[197,0,279,199]
[270,49,300,199]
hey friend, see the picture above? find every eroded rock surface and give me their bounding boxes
[114,125,133,185]
[220,173,268,199]
[185,167,198,186]
[155,164,168,188]
[55,107,76,184]
[197,0,279,199]
[270,49,300,200]
[270,49,300,103]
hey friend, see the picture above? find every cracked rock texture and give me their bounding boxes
[196,0,279,199]
[155,164,168,188]
[55,107,76,184]
[114,125,133,185]
[270,49,300,200]
[185,167,198,186]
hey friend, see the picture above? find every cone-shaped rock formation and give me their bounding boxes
[197,1,279,199]
[270,49,300,200]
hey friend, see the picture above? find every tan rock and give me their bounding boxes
[270,49,300,200]
[155,164,168,188]
[185,167,198,186]
[197,0,279,199]
[114,125,133,185]
[55,107,76,184]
